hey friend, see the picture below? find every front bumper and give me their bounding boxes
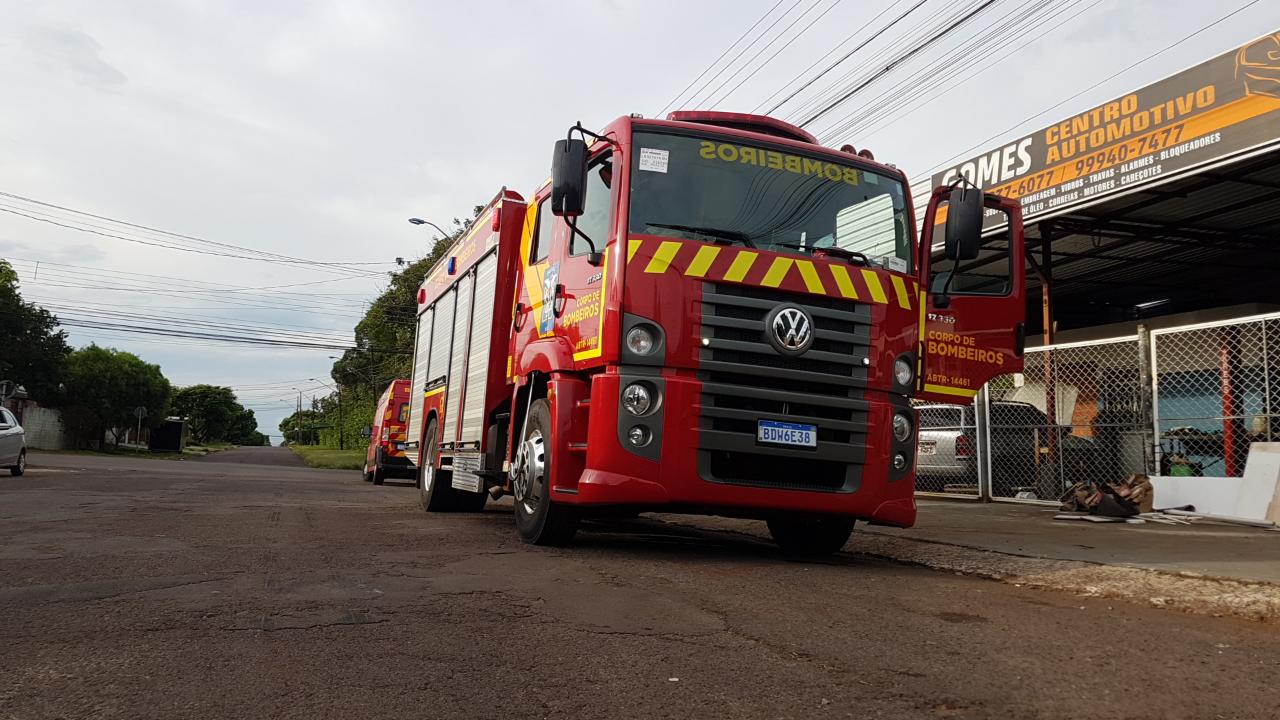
[566,371,917,527]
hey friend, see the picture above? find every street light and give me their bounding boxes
[408,217,449,237]
[311,377,344,450]
[291,387,304,445]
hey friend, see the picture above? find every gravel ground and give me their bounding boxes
[3,448,1279,719]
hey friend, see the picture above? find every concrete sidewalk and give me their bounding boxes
[657,499,1280,622]
[869,499,1280,585]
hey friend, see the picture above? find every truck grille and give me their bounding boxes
[697,282,870,492]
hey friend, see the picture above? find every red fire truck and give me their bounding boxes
[363,378,412,485]
[405,110,1026,553]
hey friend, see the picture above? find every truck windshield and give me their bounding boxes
[628,130,913,272]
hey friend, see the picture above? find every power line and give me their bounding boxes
[0,190,396,269]
[658,0,791,116]
[914,0,1263,181]
[699,0,843,109]
[780,0,958,124]
[673,0,806,111]
[0,191,395,277]
[818,0,1078,143]
[797,0,1000,127]
[854,0,1104,147]
[757,0,928,116]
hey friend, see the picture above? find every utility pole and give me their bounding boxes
[292,388,303,445]
[310,377,344,450]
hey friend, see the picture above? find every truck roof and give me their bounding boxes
[415,187,525,309]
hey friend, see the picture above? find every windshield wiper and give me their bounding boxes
[811,246,869,265]
[774,242,869,266]
[646,223,756,248]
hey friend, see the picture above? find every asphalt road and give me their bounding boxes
[3,450,1278,719]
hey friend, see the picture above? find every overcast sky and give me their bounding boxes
[2,0,1277,441]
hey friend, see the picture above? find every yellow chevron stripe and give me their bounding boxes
[795,260,826,295]
[627,239,642,263]
[760,257,793,287]
[723,251,759,282]
[645,241,682,274]
[890,274,912,309]
[829,265,858,299]
[684,245,721,278]
[923,383,977,398]
[861,269,888,304]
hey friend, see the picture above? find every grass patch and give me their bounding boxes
[290,445,365,471]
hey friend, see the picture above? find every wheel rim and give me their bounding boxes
[18,453,25,472]
[514,430,545,517]
[423,431,436,493]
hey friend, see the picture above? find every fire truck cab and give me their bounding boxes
[407,111,1026,554]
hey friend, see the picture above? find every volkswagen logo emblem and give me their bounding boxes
[766,305,814,355]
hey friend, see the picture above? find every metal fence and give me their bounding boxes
[916,336,1149,503]
[1152,315,1280,479]
[916,312,1280,503]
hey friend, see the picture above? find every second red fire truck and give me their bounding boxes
[404,110,1026,554]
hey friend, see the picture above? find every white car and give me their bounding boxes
[0,407,27,476]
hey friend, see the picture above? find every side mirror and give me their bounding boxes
[360,425,373,439]
[551,138,588,217]
[944,186,984,261]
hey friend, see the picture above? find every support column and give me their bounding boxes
[1220,328,1241,477]
[1040,222,1059,499]
[1137,324,1157,475]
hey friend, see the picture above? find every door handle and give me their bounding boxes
[1014,322,1026,357]
[513,302,526,331]
[552,284,568,318]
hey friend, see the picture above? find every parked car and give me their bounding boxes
[916,401,1096,498]
[0,407,27,476]
[362,379,413,485]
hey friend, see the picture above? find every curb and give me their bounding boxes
[852,532,1280,623]
[652,515,1280,623]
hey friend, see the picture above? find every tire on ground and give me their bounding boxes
[10,450,25,477]
[513,398,577,545]
[419,418,457,512]
[372,447,386,485]
[766,515,855,556]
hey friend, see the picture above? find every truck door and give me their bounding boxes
[550,149,615,364]
[915,190,1026,404]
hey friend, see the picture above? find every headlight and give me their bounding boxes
[627,425,652,447]
[894,358,913,387]
[892,412,913,442]
[626,326,656,355]
[622,382,654,416]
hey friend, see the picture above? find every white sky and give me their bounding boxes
[2,0,1277,440]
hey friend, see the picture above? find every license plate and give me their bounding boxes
[757,420,817,448]
[918,442,936,456]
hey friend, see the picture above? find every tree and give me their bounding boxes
[331,205,485,396]
[279,409,321,445]
[0,259,71,399]
[171,385,266,445]
[60,345,172,450]
[171,385,240,444]
[226,406,267,446]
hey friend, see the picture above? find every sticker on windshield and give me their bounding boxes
[639,148,669,173]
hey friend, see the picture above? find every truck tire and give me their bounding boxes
[419,418,456,512]
[10,450,25,476]
[372,448,386,485]
[513,399,577,545]
[766,516,854,556]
